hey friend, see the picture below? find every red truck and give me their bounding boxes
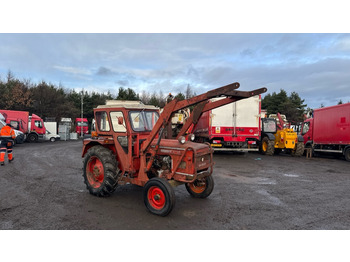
[75,118,89,135]
[301,103,350,161]
[192,95,261,151]
[0,110,46,142]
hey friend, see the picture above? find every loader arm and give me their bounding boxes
[140,82,267,153]
[277,112,284,130]
[176,87,267,138]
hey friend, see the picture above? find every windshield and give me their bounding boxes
[77,122,88,127]
[129,110,159,132]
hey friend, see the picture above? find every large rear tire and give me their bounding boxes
[185,175,214,198]
[83,145,120,197]
[260,136,275,155]
[143,178,175,216]
[291,142,304,157]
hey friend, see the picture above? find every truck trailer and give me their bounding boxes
[192,95,261,151]
[0,110,46,142]
[301,103,350,161]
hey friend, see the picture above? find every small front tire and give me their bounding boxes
[143,178,175,216]
[185,175,214,198]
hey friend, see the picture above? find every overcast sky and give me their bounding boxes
[0,33,349,109]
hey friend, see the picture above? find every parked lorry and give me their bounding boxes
[82,82,267,216]
[0,113,25,144]
[75,118,89,136]
[301,103,350,161]
[192,95,261,151]
[0,110,46,142]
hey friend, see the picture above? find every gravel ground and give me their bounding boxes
[1,139,349,230]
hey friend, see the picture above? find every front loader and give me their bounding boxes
[82,82,267,216]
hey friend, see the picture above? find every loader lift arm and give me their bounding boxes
[140,82,267,153]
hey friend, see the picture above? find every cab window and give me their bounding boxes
[35,120,43,128]
[95,111,110,132]
[301,122,309,135]
[110,111,126,132]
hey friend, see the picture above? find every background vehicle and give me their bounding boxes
[260,113,304,156]
[193,95,261,151]
[75,118,89,136]
[82,82,267,216]
[0,113,25,144]
[0,110,46,142]
[301,103,350,161]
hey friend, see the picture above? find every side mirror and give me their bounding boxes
[118,116,124,125]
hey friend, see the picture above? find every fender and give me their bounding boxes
[264,133,275,141]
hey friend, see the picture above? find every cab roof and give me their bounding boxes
[96,100,159,110]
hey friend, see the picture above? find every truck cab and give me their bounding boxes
[75,118,89,135]
[301,118,313,147]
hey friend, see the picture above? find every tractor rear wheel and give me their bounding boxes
[261,136,275,155]
[83,145,120,197]
[291,142,304,157]
[185,175,214,198]
[143,178,175,216]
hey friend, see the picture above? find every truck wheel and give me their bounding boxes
[83,145,120,197]
[50,137,56,142]
[143,177,175,216]
[291,142,305,157]
[261,137,275,155]
[27,133,38,143]
[185,175,214,198]
[344,148,350,162]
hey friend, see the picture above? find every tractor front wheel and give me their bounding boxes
[83,145,119,197]
[185,175,214,198]
[143,178,175,216]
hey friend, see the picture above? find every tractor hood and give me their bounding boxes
[151,139,212,157]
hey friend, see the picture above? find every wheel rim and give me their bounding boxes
[189,179,206,194]
[148,186,165,210]
[262,141,268,152]
[86,156,104,188]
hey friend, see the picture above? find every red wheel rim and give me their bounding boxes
[148,186,166,210]
[86,156,104,188]
[189,179,206,194]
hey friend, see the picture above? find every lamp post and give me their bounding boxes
[81,89,84,138]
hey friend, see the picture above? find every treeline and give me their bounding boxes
[262,89,307,122]
[0,72,190,123]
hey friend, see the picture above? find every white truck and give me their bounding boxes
[193,95,262,151]
[43,121,60,142]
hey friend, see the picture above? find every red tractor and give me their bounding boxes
[82,82,267,216]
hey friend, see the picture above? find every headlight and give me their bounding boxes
[189,134,195,141]
[178,136,186,144]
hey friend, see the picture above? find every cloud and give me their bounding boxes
[53,65,91,76]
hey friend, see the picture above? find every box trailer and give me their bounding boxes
[301,103,350,161]
[193,95,261,151]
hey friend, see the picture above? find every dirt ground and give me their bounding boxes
[1,139,349,230]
